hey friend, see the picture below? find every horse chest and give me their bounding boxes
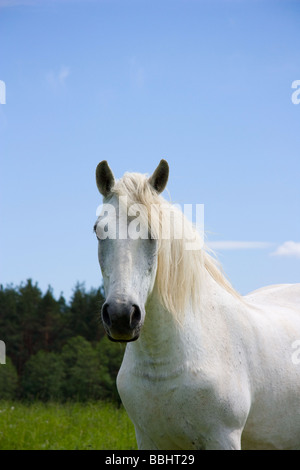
[117,364,218,450]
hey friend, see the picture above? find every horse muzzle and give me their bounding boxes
[101,298,143,342]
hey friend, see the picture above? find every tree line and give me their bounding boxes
[0,279,125,402]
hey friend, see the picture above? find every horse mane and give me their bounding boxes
[110,171,240,317]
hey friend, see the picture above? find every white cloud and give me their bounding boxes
[207,241,272,250]
[129,57,146,89]
[0,0,97,6]
[46,65,70,90]
[0,0,49,6]
[271,241,300,259]
[58,65,70,83]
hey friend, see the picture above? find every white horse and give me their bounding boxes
[94,159,300,450]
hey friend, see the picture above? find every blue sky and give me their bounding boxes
[0,0,299,301]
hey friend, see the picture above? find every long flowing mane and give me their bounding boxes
[110,171,239,316]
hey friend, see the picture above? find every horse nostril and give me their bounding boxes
[102,303,111,327]
[130,304,141,329]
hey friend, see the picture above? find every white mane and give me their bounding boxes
[110,171,239,317]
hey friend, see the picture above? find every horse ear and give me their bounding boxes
[96,160,115,197]
[148,159,169,194]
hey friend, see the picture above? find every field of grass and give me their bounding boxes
[0,401,138,450]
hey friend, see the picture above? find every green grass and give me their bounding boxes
[0,401,138,450]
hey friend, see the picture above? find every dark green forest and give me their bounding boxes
[0,279,125,402]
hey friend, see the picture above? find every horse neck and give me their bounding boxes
[126,272,245,369]
[125,290,189,376]
[137,285,185,359]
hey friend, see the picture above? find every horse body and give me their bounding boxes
[94,160,300,450]
[117,275,250,450]
[117,277,300,450]
[242,284,300,449]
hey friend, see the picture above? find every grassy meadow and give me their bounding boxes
[0,401,138,450]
